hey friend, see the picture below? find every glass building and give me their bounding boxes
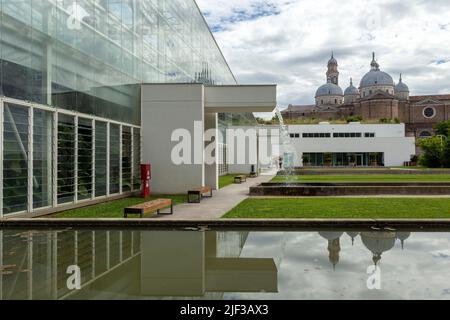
[0,0,241,216]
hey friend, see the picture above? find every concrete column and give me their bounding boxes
[204,113,218,190]
[140,231,205,296]
[141,84,205,194]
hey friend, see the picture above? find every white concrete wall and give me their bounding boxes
[288,123,406,137]
[205,85,277,113]
[141,84,205,194]
[204,113,219,189]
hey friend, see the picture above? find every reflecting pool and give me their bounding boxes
[0,229,449,300]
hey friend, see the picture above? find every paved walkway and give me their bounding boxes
[158,171,276,220]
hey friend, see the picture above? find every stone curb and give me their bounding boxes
[1,218,450,231]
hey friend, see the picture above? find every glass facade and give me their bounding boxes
[0,0,236,125]
[0,0,239,215]
[303,153,384,167]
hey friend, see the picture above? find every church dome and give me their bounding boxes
[359,53,394,88]
[395,74,409,93]
[328,53,337,66]
[360,70,394,88]
[344,78,359,95]
[315,83,343,97]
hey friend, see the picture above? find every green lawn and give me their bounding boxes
[272,174,450,183]
[224,198,450,219]
[219,175,236,189]
[53,195,186,218]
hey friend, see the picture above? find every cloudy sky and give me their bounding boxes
[196,0,450,113]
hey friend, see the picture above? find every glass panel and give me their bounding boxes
[3,103,29,214]
[78,118,93,200]
[57,114,75,204]
[33,109,53,209]
[121,126,132,193]
[95,121,107,197]
[109,123,120,194]
[1,0,237,125]
[132,127,141,190]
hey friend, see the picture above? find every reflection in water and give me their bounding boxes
[0,229,449,300]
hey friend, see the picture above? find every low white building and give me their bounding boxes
[287,122,416,167]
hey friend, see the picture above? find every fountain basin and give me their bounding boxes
[250,182,450,196]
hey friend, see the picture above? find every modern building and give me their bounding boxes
[288,123,416,167]
[282,53,450,140]
[0,0,276,217]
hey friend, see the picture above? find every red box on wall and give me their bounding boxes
[141,164,151,198]
[141,164,151,181]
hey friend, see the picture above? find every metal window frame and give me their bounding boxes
[119,124,123,194]
[91,119,96,199]
[0,97,141,217]
[0,100,3,218]
[28,106,34,213]
[74,116,79,203]
[106,122,111,197]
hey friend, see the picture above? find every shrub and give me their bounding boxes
[418,136,444,168]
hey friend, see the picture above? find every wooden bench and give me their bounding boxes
[234,175,247,184]
[187,186,213,203]
[124,198,173,218]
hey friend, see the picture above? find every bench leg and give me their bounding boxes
[157,204,174,215]
[188,192,201,203]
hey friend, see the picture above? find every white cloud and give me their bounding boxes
[196,0,450,115]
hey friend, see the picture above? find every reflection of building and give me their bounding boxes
[318,231,411,268]
[0,230,277,300]
[319,232,343,270]
[282,53,450,140]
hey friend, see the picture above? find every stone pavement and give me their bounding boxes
[157,171,276,220]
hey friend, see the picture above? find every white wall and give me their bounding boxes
[141,84,205,194]
[288,123,406,137]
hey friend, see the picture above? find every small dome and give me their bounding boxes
[319,232,343,241]
[360,70,394,88]
[315,83,343,97]
[328,52,337,66]
[344,78,359,96]
[395,74,409,93]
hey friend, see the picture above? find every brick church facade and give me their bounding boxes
[282,53,450,139]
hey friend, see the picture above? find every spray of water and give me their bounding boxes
[274,107,296,181]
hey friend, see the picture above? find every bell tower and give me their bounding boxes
[326,52,339,86]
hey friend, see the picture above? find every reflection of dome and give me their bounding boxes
[361,231,396,265]
[315,83,343,97]
[346,231,360,245]
[319,232,344,241]
[396,232,411,249]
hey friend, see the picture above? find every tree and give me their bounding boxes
[434,120,450,137]
[442,139,450,168]
[418,136,444,168]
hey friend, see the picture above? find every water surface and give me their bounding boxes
[0,229,449,300]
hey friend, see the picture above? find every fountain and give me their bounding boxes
[274,106,296,180]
